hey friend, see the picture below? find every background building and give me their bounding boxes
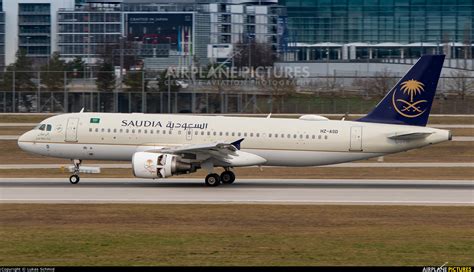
[0,0,5,70]
[280,0,473,63]
[3,0,75,66]
[205,0,285,63]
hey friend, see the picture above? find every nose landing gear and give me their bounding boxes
[69,159,82,184]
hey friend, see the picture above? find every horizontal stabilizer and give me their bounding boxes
[388,132,433,140]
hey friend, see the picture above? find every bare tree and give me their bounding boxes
[353,69,396,98]
[257,69,297,113]
[233,41,276,69]
[447,70,474,100]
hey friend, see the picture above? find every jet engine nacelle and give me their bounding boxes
[132,152,194,179]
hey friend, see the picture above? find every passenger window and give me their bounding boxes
[213,132,216,136]
[150,130,153,134]
[163,130,166,134]
[250,133,254,137]
[101,128,105,132]
[232,132,235,136]
[95,128,98,132]
[269,133,272,138]
[312,135,315,139]
[46,124,52,131]
[107,129,111,133]
[113,129,117,133]
[156,130,160,134]
[178,131,181,135]
[256,133,260,137]
[287,134,290,138]
[201,131,204,135]
[325,135,328,140]
[318,135,322,139]
[195,131,198,135]
[144,130,147,134]
[132,129,135,133]
[207,131,211,136]
[238,132,241,137]
[169,130,172,135]
[293,134,297,138]
[300,135,303,139]
[225,132,229,136]
[126,129,129,133]
[275,134,278,138]
[219,132,223,136]
[138,129,141,134]
[244,133,247,137]
[119,129,123,133]
[89,128,92,132]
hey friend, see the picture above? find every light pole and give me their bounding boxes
[166,36,171,59]
[167,68,171,113]
[118,35,125,113]
[87,34,93,79]
[26,36,31,57]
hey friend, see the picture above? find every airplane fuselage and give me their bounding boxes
[18,112,451,167]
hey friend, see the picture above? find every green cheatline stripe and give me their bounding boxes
[90,118,100,124]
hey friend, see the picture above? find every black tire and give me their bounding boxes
[69,174,80,184]
[205,173,220,187]
[220,171,235,184]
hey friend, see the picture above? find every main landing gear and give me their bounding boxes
[204,168,236,187]
[69,159,82,184]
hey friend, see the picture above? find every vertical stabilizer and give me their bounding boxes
[357,55,445,126]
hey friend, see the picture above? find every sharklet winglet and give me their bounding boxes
[231,138,245,150]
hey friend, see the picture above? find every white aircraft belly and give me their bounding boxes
[26,141,382,167]
[246,149,383,166]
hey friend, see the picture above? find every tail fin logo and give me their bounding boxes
[392,79,428,118]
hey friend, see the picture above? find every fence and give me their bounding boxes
[0,70,472,114]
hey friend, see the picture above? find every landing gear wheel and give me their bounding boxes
[69,174,80,184]
[205,173,221,187]
[220,171,235,184]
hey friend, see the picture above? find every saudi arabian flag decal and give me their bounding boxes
[90,117,100,124]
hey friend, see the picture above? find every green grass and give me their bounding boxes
[0,204,473,266]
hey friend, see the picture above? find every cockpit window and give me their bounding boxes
[38,124,46,131]
[46,124,52,131]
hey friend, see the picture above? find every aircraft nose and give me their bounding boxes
[17,131,32,151]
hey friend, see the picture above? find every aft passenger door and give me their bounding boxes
[65,118,79,142]
[349,126,363,151]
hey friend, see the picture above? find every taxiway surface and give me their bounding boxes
[0,178,472,205]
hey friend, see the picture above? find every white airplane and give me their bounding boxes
[18,55,451,186]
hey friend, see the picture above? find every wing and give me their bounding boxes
[155,138,244,155]
[142,138,266,167]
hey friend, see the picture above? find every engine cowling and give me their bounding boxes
[132,152,194,179]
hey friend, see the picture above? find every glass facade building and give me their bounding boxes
[0,1,4,69]
[57,8,122,61]
[18,3,52,62]
[280,0,473,60]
